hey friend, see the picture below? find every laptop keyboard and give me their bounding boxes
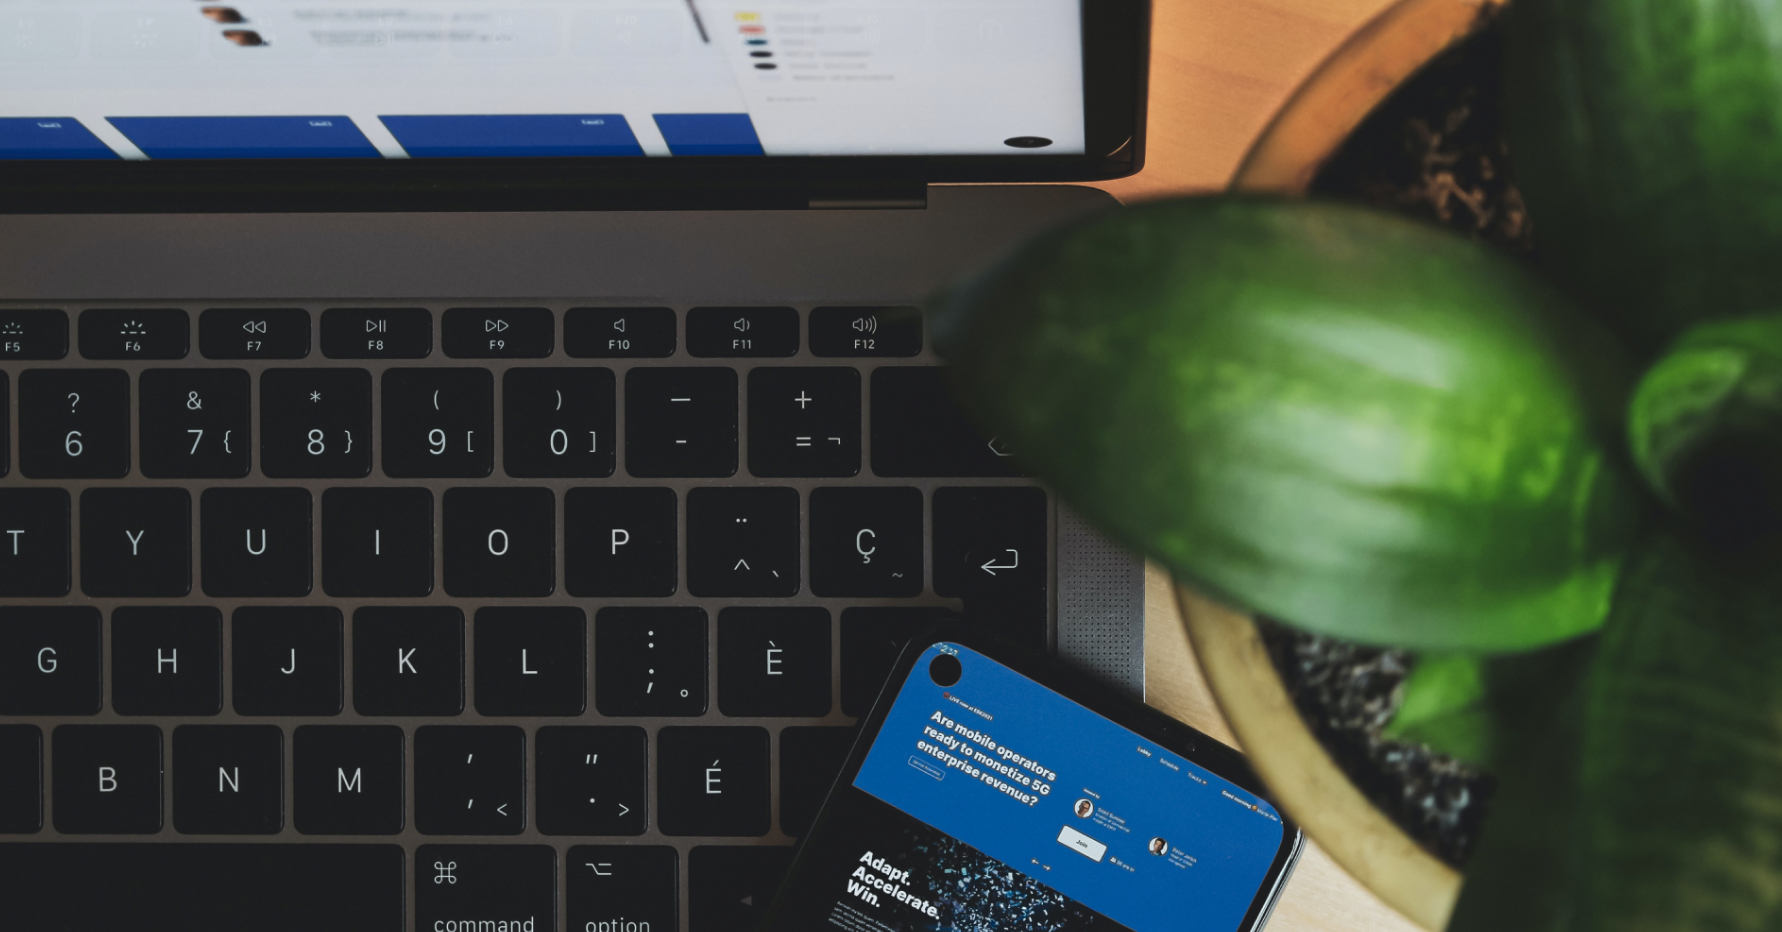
[0,302,1051,931]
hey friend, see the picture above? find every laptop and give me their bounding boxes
[0,1,1150,928]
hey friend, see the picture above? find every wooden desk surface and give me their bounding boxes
[1083,2,1432,930]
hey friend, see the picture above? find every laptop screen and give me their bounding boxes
[0,0,1086,161]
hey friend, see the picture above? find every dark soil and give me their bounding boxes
[1268,15,1527,871]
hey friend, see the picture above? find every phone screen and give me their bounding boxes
[767,640,1295,932]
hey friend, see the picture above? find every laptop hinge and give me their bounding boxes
[807,182,927,210]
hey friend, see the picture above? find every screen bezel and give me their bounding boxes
[0,0,1148,213]
[765,621,1303,932]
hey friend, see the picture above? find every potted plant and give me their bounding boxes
[932,0,1782,929]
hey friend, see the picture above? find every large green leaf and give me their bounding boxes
[934,197,1645,652]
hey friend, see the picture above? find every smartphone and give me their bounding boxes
[763,624,1302,932]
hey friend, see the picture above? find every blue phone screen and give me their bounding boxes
[836,642,1287,932]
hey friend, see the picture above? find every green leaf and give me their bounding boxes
[934,197,1646,653]
[1385,654,1492,766]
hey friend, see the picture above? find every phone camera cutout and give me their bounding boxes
[929,653,962,687]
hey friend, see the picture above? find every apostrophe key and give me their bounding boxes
[0,309,69,360]
[809,306,922,357]
[78,308,189,359]
[320,307,431,359]
[413,726,526,835]
[686,306,797,357]
[564,306,675,358]
[199,308,311,359]
[19,368,130,479]
[442,307,553,358]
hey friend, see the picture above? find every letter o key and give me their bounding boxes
[487,529,509,556]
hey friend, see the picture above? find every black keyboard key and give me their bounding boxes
[565,306,675,357]
[321,487,433,597]
[717,607,831,717]
[687,487,799,598]
[232,606,343,716]
[199,307,311,359]
[260,368,373,478]
[594,607,706,717]
[0,843,403,929]
[839,607,960,716]
[139,368,252,478]
[112,606,222,716]
[201,487,312,597]
[0,373,7,476]
[689,845,794,931]
[382,367,494,478]
[748,367,860,477]
[871,366,1021,477]
[626,367,738,477]
[503,367,616,478]
[0,308,69,359]
[934,486,1049,647]
[444,487,555,597]
[0,488,71,597]
[0,725,40,833]
[321,307,431,359]
[658,727,769,836]
[353,607,464,716]
[417,844,554,932]
[78,308,188,359]
[19,368,130,478]
[809,486,923,597]
[173,724,283,834]
[537,726,648,836]
[294,724,405,835]
[564,487,677,597]
[474,607,586,716]
[569,845,677,931]
[687,306,798,357]
[809,305,923,357]
[443,307,554,358]
[0,606,99,715]
[780,727,855,836]
[51,724,162,833]
[415,726,526,835]
[81,488,191,597]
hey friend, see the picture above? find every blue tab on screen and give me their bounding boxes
[652,114,765,156]
[106,116,379,159]
[0,118,116,160]
[379,114,644,158]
